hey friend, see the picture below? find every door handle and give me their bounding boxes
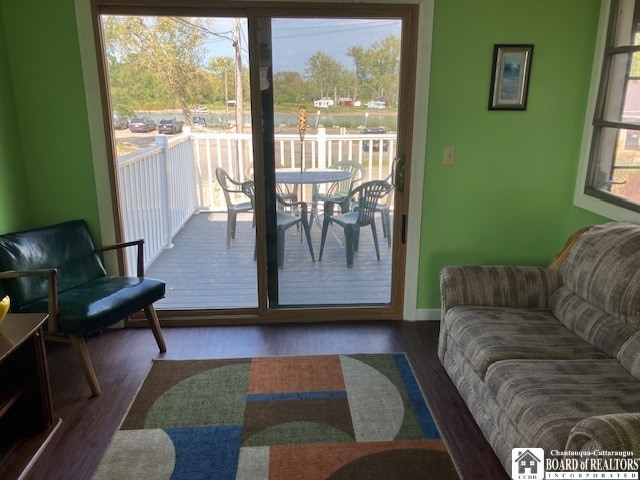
[392,155,406,193]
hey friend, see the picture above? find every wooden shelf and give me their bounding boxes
[0,418,61,479]
[0,387,22,419]
[0,314,57,480]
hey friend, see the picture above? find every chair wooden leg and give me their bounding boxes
[144,305,167,353]
[68,336,101,396]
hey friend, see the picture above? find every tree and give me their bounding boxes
[102,15,210,125]
[273,71,308,104]
[347,35,401,104]
[305,51,346,99]
[207,56,235,102]
[346,45,365,101]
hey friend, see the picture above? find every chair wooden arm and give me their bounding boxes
[95,239,145,277]
[0,269,59,332]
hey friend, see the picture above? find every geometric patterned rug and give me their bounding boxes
[93,354,459,479]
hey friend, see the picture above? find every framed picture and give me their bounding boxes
[489,44,533,110]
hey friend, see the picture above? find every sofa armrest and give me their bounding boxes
[440,265,562,316]
[0,269,59,332]
[566,413,640,453]
[95,239,145,277]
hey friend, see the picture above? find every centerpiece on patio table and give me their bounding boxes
[297,105,307,174]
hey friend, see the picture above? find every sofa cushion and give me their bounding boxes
[440,265,563,313]
[618,332,640,381]
[550,286,637,358]
[445,306,609,379]
[20,276,165,336]
[485,359,640,452]
[558,222,640,327]
[0,220,107,307]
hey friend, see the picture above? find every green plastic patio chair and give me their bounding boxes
[242,181,315,269]
[215,167,253,248]
[318,180,392,268]
[311,160,366,221]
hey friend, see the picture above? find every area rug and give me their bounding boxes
[93,354,459,479]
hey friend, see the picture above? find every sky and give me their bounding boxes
[203,17,402,74]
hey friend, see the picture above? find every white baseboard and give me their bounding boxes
[409,308,440,321]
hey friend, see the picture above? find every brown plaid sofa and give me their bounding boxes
[438,222,640,472]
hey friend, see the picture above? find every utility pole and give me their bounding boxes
[224,69,229,124]
[233,18,243,135]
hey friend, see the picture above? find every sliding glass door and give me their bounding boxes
[94,2,417,321]
[257,17,406,308]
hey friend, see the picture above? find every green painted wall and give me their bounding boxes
[0,5,31,233]
[418,0,608,308]
[1,0,101,236]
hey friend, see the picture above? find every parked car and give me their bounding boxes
[193,115,207,127]
[112,114,129,130]
[366,100,387,110]
[362,126,389,152]
[158,118,183,134]
[129,117,157,133]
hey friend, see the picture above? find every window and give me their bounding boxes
[586,0,640,213]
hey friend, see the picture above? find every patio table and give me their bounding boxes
[275,168,351,186]
[275,168,353,236]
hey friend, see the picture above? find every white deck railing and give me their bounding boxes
[117,127,396,273]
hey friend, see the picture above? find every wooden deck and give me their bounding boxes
[146,211,393,309]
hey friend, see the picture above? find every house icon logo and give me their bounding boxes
[512,448,544,480]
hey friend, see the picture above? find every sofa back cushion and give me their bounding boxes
[618,332,640,381]
[551,222,640,358]
[550,287,637,357]
[0,220,106,307]
[557,222,640,326]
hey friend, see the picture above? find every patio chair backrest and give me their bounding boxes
[215,167,244,208]
[327,160,366,198]
[352,180,393,226]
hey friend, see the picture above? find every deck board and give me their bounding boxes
[146,211,393,309]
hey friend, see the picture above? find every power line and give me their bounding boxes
[273,22,400,40]
[273,19,399,32]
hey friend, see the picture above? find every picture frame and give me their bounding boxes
[488,44,533,110]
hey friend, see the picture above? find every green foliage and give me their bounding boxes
[102,15,209,116]
[347,35,401,103]
[305,51,348,99]
[274,71,309,103]
[102,15,401,113]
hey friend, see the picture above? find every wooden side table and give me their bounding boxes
[0,314,61,479]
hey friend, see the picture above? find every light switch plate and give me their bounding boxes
[444,146,455,166]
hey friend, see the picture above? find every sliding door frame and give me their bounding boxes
[88,0,419,325]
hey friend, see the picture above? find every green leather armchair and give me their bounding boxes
[0,220,166,396]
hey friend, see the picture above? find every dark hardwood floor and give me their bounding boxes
[23,321,508,480]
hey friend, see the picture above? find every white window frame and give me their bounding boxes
[576,0,640,222]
